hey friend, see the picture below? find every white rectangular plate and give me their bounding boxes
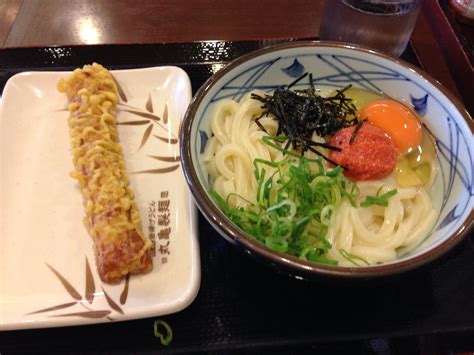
[0,66,200,330]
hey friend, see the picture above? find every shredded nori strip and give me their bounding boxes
[305,144,346,169]
[350,118,367,145]
[287,72,309,89]
[252,73,357,158]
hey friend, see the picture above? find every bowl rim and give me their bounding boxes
[180,40,474,278]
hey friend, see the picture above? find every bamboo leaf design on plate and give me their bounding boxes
[154,134,178,144]
[146,93,153,113]
[30,258,134,321]
[118,104,177,141]
[102,287,124,315]
[120,274,130,305]
[163,103,169,124]
[80,302,94,312]
[116,120,150,126]
[26,302,77,315]
[111,74,128,103]
[138,124,154,151]
[148,155,180,162]
[121,108,160,121]
[46,264,82,301]
[85,257,95,304]
[50,310,111,319]
[131,165,180,175]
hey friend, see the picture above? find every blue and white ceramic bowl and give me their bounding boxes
[181,41,474,278]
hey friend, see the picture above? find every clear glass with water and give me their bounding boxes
[319,0,424,57]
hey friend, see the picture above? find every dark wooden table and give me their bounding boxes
[0,1,473,354]
[0,0,468,107]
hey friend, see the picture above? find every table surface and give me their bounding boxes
[0,0,468,108]
[0,1,473,354]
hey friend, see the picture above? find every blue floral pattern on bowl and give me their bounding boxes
[411,93,429,116]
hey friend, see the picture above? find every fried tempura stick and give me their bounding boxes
[58,63,153,284]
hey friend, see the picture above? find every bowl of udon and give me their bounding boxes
[180,41,474,278]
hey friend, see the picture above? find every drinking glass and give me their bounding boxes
[319,0,424,57]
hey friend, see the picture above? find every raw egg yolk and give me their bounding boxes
[359,99,422,154]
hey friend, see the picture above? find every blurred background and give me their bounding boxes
[1,0,472,112]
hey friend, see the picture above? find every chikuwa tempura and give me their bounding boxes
[204,73,437,266]
[58,63,153,283]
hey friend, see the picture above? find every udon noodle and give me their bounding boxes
[204,91,437,266]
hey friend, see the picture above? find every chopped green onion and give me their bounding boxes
[308,254,339,265]
[209,188,229,214]
[265,236,289,253]
[209,137,359,265]
[360,188,398,208]
[291,217,310,239]
[154,320,173,346]
[339,249,370,266]
[320,205,335,226]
